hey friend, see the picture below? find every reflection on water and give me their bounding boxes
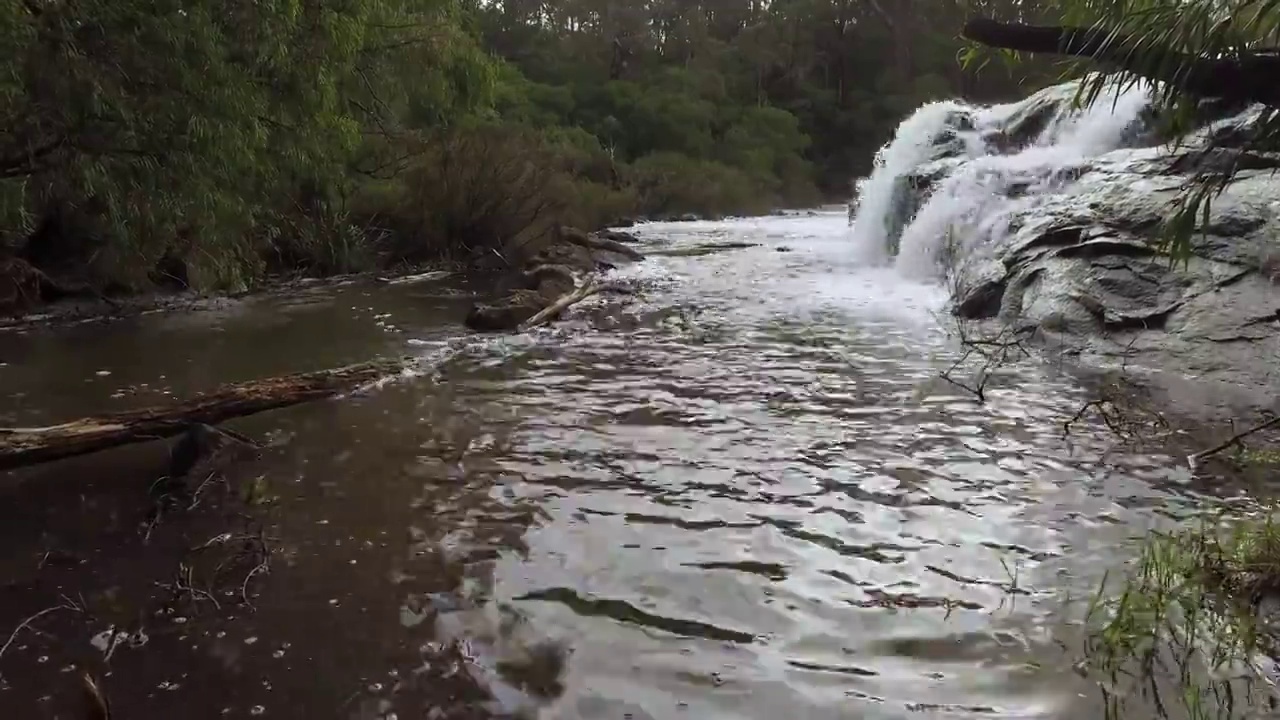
[0,210,1213,719]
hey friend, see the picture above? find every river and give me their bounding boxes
[0,210,1219,719]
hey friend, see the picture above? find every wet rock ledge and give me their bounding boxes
[877,79,1280,409]
[464,226,644,332]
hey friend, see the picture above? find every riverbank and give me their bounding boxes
[0,264,466,334]
[0,208,839,335]
[0,226,641,336]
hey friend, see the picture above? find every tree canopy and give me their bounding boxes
[0,0,1068,298]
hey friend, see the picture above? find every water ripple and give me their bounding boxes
[0,211,1202,720]
[421,212,1194,718]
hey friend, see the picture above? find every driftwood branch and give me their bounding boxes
[519,279,606,330]
[0,357,410,470]
[961,17,1280,107]
[375,269,452,286]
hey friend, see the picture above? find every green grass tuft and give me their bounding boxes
[1083,508,1280,720]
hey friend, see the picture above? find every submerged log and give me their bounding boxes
[0,357,409,471]
[961,17,1280,107]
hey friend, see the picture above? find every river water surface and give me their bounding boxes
[0,211,1218,719]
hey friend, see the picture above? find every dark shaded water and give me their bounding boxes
[0,211,1216,719]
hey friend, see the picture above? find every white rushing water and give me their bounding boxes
[849,80,1154,278]
[847,100,983,265]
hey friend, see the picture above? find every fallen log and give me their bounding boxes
[961,17,1280,107]
[0,357,409,471]
[560,227,646,261]
[649,241,760,258]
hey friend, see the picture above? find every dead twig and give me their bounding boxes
[1189,414,1280,469]
[1062,377,1170,443]
[237,529,274,609]
[81,672,112,720]
[1063,397,1135,438]
[155,562,222,611]
[376,270,452,286]
[241,560,270,610]
[937,318,1034,404]
[187,470,224,510]
[185,526,274,611]
[0,597,83,664]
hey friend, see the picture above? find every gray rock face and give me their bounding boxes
[964,148,1280,397]
[988,137,1280,394]
[883,81,1280,399]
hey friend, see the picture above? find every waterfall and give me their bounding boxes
[848,100,984,265]
[848,79,1155,278]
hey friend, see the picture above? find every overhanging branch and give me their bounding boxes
[962,17,1280,107]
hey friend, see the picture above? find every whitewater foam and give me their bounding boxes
[848,100,985,265]
[848,80,1154,279]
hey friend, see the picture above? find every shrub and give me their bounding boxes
[260,206,376,280]
[550,177,637,231]
[350,122,585,270]
[626,152,770,219]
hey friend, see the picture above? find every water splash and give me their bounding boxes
[848,100,986,265]
[849,79,1154,278]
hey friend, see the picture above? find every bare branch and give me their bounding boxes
[0,598,83,665]
[1189,414,1280,468]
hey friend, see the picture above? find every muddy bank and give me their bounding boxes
[0,225,650,335]
[0,267,462,334]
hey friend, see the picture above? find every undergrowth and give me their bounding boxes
[1083,508,1280,720]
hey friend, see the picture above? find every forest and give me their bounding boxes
[0,0,1062,298]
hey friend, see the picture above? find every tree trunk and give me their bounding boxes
[961,17,1280,107]
[0,357,409,470]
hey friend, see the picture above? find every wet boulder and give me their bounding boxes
[946,133,1280,400]
[593,228,643,245]
[521,226,645,274]
[557,226,644,267]
[869,73,1280,401]
[464,289,552,332]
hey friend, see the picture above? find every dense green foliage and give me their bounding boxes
[0,0,1061,297]
[2,0,496,291]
